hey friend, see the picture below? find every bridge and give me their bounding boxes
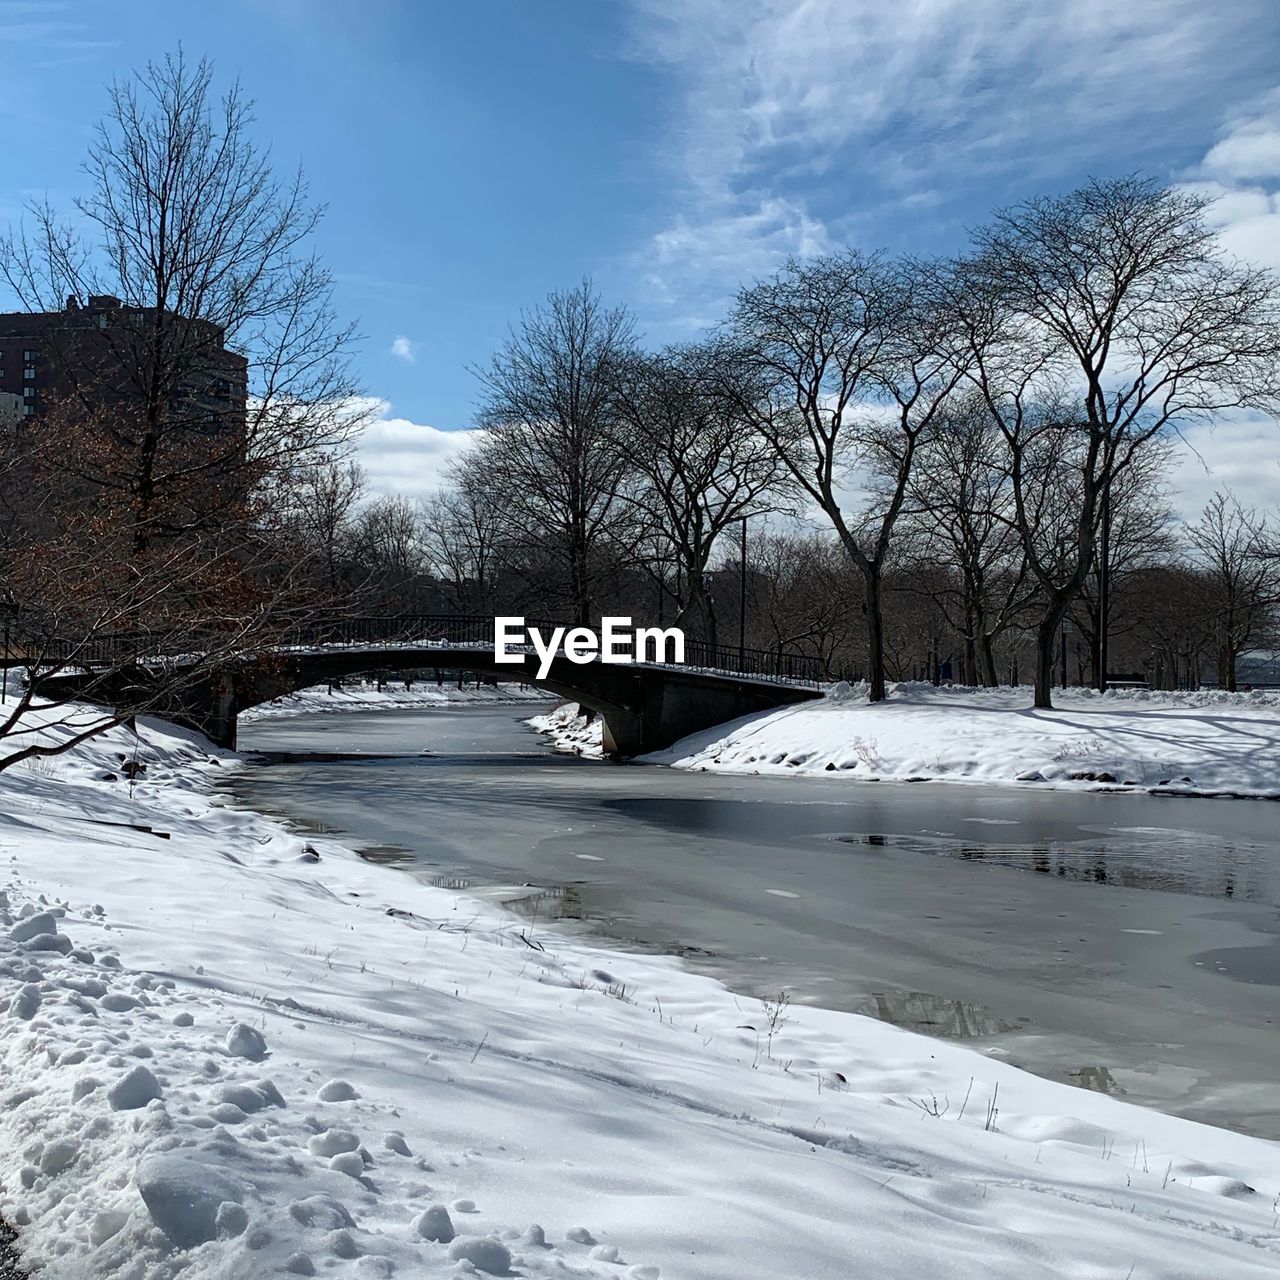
[36,615,825,756]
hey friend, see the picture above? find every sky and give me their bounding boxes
[3,0,1280,513]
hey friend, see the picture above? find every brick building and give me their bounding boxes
[0,294,247,436]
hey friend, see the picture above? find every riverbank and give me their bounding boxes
[3,706,1280,1278]
[537,683,1280,798]
[240,678,546,723]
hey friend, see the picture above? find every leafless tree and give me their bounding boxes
[472,280,636,624]
[0,52,365,553]
[729,253,966,701]
[612,343,787,641]
[901,394,1027,685]
[0,52,364,765]
[0,498,326,773]
[279,455,367,598]
[350,495,426,610]
[418,464,504,612]
[740,529,862,678]
[1070,441,1177,683]
[1185,491,1280,690]
[954,176,1280,707]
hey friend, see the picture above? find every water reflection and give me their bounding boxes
[503,883,587,922]
[1068,1065,1127,1095]
[855,989,1019,1038]
[429,874,473,891]
[840,834,1268,903]
[357,844,414,865]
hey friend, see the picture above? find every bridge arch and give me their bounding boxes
[225,646,819,756]
[34,617,825,757]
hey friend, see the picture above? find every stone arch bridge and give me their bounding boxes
[37,615,824,757]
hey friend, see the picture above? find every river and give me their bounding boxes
[231,702,1280,1138]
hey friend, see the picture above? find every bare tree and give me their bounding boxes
[0,52,363,764]
[1,52,364,553]
[351,495,426,610]
[418,465,504,612]
[612,343,786,641]
[0,494,326,773]
[729,253,966,700]
[282,455,367,598]
[955,176,1280,708]
[901,394,1027,685]
[473,280,636,624]
[1185,491,1280,691]
[1070,441,1177,684]
[741,530,862,678]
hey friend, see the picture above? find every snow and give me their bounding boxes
[2,703,1280,1277]
[527,702,606,757]
[537,683,1280,799]
[240,678,546,723]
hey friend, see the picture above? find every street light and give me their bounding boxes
[1096,474,1112,693]
[738,517,748,668]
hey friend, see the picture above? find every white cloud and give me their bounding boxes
[1201,90,1280,182]
[626,0,1271,320]
[1170,415,1280,520]
[1183,90,1280,270]
[350,398,479,501]
[637,195,831,330]
[389,335,418,364]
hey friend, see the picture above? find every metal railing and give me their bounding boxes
[25,614,830,689]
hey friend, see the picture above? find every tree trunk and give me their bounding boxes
[1034,617,1059,709]
[569,532,590,627]
[675,577,717,646]
[864,569,887,702]
[979,633,999,688]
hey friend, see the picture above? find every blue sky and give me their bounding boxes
[3,0,1280,504]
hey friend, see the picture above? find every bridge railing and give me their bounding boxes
[274,616,829,688]
[30,614,832,689]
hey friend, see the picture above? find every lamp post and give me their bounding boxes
[738,517,748,669]
[1096,475,1112,693]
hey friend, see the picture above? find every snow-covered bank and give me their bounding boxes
[240,678,547,723]
[538,684,1280,799]
[3,712,1280,1277]
[526,702,606,757]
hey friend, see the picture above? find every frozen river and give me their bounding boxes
[233,703,1280,1137]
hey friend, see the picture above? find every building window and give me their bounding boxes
[22,404,34,417]
[23,367,35,381]
[23,387,35,400]
[23,350,36,361]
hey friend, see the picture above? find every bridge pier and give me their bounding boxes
[598,706,644,757]
[198,675,239,751]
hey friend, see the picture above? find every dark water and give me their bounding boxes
[231,704,1280,1137]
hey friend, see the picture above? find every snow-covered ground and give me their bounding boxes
[536,683,1280,799]
[240,679,547,723]
[3,706,1280,1278]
